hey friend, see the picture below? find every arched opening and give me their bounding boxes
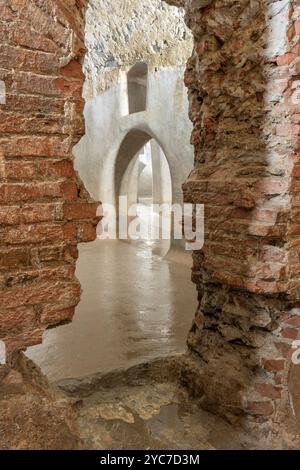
[127,62,148,114]
[117,132,172,257]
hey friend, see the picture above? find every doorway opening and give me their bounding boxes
[118,134,172,257]
[127,62,148,114]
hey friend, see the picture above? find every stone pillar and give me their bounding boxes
[120,154,140,207]
[173,0,300,440]
[151,140,172,205]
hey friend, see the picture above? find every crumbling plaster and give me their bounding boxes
[84,0,193,99]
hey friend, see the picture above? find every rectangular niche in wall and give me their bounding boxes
[127,62,148,114]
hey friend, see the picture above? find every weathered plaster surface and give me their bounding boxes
[84,0,193,98]
[74,69,193,209]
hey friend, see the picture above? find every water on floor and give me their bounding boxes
[74,384,246,450]
[26,239,197,381]
[58,358,249,450]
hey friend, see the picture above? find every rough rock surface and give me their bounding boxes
[0,353,298,450]
[0,352,82,450]
[84,0,193,98]
[58,357,251,450]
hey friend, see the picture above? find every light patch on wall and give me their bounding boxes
[266,0,290,58]
[0,80,6,104]
[0,341,6,365]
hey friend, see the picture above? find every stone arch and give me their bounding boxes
[115,129,151,200]
[114,128,173,255]
[114,129,172,207]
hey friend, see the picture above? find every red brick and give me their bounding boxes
[287,23,295,41]
[0,111,64,134]
[276,52,295,66]
[22,203,62,224]
[49,160,76,178]
[12,71,60,97]
[295,20,300,36]
[276,124,300,136]
[11,22,59,53]
[0,4,16,21]
[286,316,300,326]
[0,44,59,75]
[4,161,48,181]
[0,206,20,225]
[0,305,37,337]
[64,202,98,220]
[60,60,85,80]
[38,245,62,263]
[3,224,63,245]
[53,78,83,97]
[63,245,79,262]
[62,223,77,241]
[0,280,81,309]
[246,401,274,417]
[0,247,30,269]
[255,383,282,399]
[4,329,45,353]
[0,0,94,356]
[262,359,285,373]
[60,182,78,201]
[5,94,64,115]
[0,135,70,157]
[40,306,75,327]
[281,328,299,339]
[0,182,62,203]
[78,223,97,242]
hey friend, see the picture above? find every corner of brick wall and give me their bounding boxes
[0,0,99,353]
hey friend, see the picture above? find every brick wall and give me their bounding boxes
[0,0,99,354]
[176,0,300,438]
[2,0,300,443]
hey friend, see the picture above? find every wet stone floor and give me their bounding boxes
[58,358,248,450]
[27,239,197,381]
[25,238,247,450]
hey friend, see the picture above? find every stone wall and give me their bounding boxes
[0,0,98,355]
[174,0,300,439]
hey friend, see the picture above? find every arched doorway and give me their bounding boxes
[115,130,172,257]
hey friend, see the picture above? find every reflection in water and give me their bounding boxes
[130,197,171,257]
[26,239,196,381]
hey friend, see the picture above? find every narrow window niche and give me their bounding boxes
[127,62,148,114]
